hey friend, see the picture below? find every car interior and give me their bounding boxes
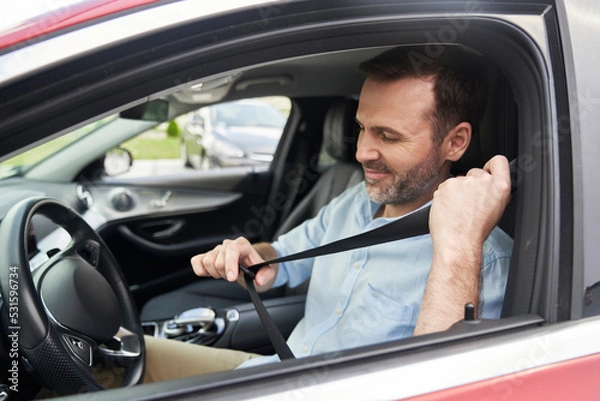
[94,42,529,359]
[0,7,567,396]
[135,56,522,351]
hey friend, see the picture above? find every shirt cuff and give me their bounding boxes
[270,240,289,288]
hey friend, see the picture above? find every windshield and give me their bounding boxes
[0,116,115,179]
[211,102,286,128]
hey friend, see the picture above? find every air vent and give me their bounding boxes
[109,189,134,212]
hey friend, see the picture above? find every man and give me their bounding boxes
[143,45,513,381]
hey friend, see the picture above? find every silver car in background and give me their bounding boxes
[181,99,287,169]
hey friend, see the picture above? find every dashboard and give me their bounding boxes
[0,177,241,273]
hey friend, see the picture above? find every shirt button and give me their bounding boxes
[302,346,309,354]
[335,308,342,315]
[353,262,361,269]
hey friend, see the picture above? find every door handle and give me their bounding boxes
[138,219,185,240]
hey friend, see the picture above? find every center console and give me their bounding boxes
[141,295,305,353]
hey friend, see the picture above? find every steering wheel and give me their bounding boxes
[0,197,145,395]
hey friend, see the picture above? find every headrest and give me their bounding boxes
[322,98,360,162]
[452,63,518,176]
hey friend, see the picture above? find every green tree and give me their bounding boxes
[166,120,180,138]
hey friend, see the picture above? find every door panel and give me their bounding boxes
[96,166,275,307]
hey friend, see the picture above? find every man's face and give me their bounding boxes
[355,76,447,207]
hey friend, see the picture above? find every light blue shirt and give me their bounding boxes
[239,182,512,368]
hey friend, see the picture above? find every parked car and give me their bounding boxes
[0,0,599,400]
[181,99,287,169]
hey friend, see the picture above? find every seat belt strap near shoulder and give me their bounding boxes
[240,205,431,360]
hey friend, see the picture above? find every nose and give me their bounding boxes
[355,130,379,163]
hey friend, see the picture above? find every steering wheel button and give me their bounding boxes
[79,241,100,266]
[64,335,92,366]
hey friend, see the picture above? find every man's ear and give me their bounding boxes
[442,122,472,162]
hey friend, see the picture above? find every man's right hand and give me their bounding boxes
[190,238,278,289]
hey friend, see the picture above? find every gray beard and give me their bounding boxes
[364,149,441,205]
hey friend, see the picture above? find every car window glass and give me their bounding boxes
[211,102,286,128]
[115,123,182,178]
[115,96,290,178]
[0,116,115,180]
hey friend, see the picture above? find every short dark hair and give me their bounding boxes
[359,45,489,144]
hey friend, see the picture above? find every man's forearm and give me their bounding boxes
[416,156,511,336]
[414,246,481,335]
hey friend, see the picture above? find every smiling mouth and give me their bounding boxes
[362,165,391,180]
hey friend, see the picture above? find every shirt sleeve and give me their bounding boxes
[478,226,514,318]
[271,201,332,288]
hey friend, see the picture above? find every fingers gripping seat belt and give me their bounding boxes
[240,205,431,360]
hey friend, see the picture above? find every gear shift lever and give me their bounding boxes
[163,307,216,338]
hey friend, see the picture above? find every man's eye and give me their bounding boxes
[380,133,397,142]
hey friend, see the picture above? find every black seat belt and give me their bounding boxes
[240,205,431,360]
[240,158,519,360]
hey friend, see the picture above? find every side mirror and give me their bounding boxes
[104,147,133,176]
